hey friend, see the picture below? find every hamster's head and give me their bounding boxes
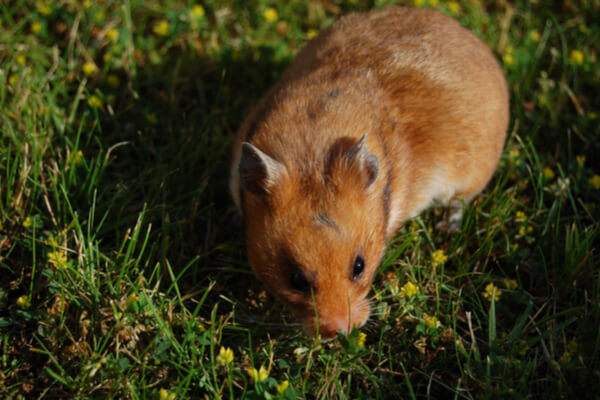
[237,135,387,339]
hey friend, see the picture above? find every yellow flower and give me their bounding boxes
[566,339,578,354]
[569,50,584,66]
[509,148,520,158]
[36,2,52,15]
[277,380,289,393]
[103,53,112,63]
[588,112,597,120]
[431,249,448,266]
[502,52,514,66]
[22,216,32,228]
[146,112,158,124]
[45,236,59,247]
[429,0,439,6]
[307,29,319,39]
[216,346,234,365]
[126,292,140,306]
[106,28,119,42]
[357,331,367,346]
[529,30,541,43]
[263,7,278,23]
[400,281,418,298]
[515,211,526,222]
[589,174,600,190]
[482,282,502,302]
[17,295,31,309]
[543,167,555,180]
[83,0,93,9]
[87,95,103,109]
[159,388,176,400]
[197,322,205,332]
[191,5,205,17]
[16,54,26,65]
[424,314,439,328]
[48,250,68,269]
[8,75,19,86]
[511,243,519,252]
[559,351,572,364]
[447,1,460,14]
[94,11,105,22]
[153,20,170,36]
[503,279,518,290]
[518,225,526,236]
[31,21,42,33]
[73,150,84,166]
[107,74,120,88]
[409,220,420,231]
[413,0,425,5]
[83,62,97,76]
[559,339,579,365]
[247,365,269,382]
[576,155,585,168]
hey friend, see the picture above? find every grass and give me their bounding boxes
[1,0,599,398]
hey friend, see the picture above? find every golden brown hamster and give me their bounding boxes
[230,7,508,339]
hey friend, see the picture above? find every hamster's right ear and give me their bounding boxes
[239,142,285,196]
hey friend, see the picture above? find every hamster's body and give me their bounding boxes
[230,7,508,338]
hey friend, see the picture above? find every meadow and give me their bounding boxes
[1,0,599,398]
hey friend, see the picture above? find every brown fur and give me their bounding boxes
[230,7,509,338]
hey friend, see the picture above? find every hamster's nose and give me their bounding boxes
[319,317,349,339]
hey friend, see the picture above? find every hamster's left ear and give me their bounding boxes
[345,134,379,188]
[239,142,285,196]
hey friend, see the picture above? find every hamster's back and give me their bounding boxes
[233,7,509,229]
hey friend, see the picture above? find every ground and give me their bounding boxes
[1,0,599,398]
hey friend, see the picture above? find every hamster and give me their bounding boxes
[230,7,508,339]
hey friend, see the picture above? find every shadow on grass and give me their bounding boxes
[40,44,300,345]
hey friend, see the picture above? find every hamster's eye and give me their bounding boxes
[290,270,311,293]
[352,256,365,280]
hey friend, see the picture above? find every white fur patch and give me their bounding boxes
[385,167,463,236]
[426,168,463,207]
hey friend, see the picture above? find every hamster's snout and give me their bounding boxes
[317,317,354,339]
[302,297,371,339]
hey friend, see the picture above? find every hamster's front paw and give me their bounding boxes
[436,208,463,232]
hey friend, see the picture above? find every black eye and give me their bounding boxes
[352,256,365,280]
[290,270,311,293]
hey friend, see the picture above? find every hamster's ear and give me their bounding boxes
[239,142,284,196]
[345,134,379,188]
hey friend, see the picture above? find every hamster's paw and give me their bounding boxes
[436,208,463,232]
